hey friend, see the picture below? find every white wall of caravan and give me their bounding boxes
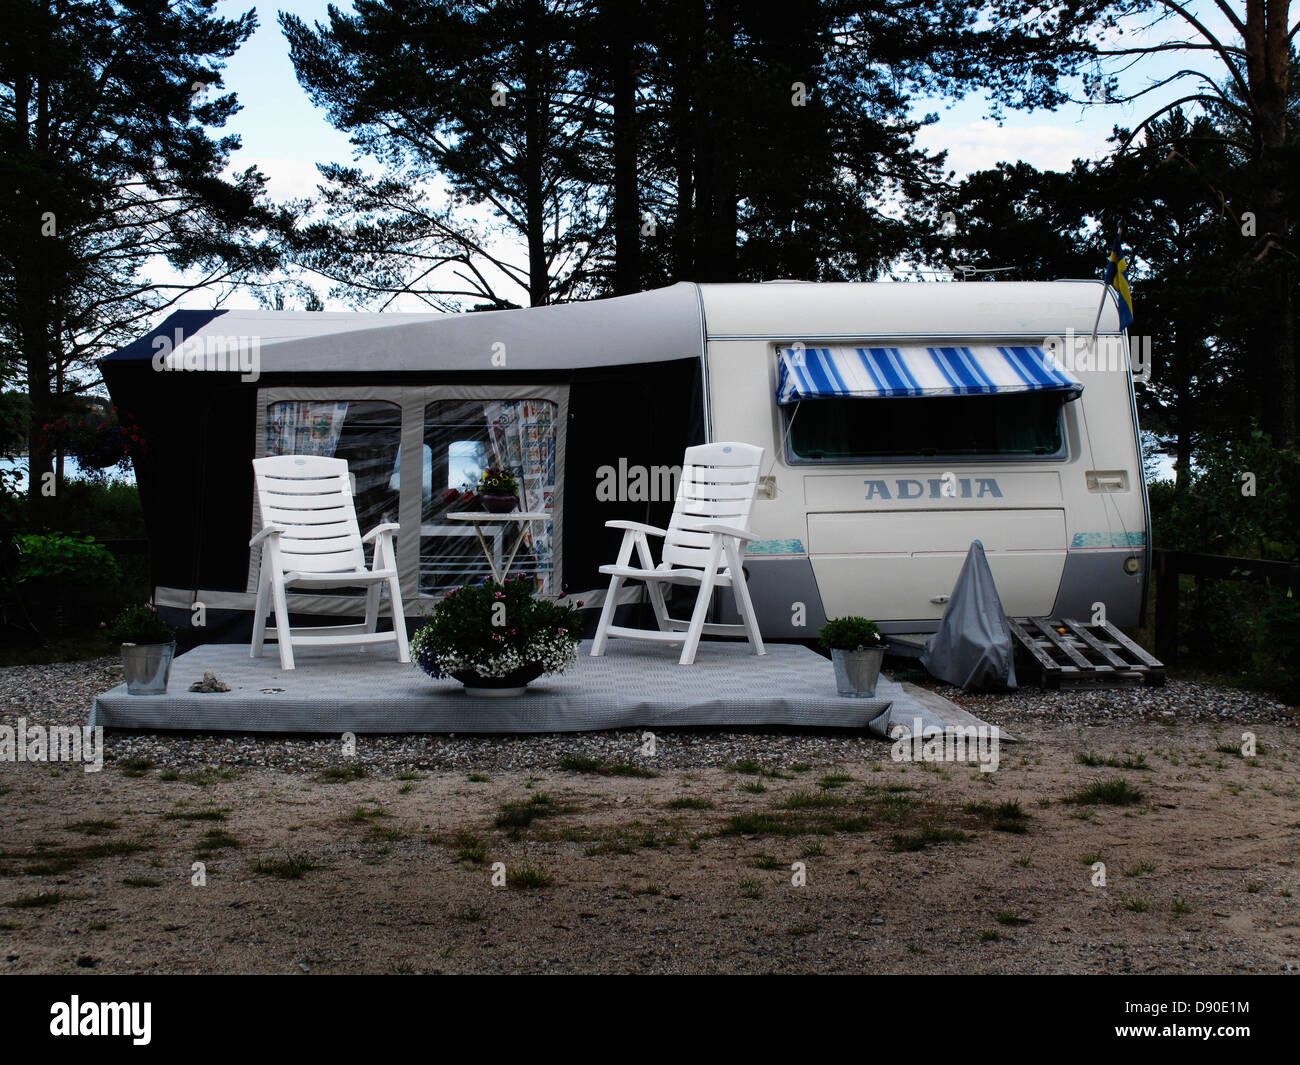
[700,287,1147,629]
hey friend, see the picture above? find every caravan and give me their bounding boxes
[102,280,1147,643]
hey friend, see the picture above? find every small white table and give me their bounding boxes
[446,511,551,583]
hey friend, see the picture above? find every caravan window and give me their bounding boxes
[786,392,1066,462]
[421,399,558,595]
[265,399,402,536]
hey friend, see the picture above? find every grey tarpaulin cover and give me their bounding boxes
[920,540,1018,690]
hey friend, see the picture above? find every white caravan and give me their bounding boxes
[698,281,1148,638]
[107,280,1147,643]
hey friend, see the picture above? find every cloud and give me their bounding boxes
[917,121,1109,177]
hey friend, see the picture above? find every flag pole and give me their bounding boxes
[1089,281,1109,350]
[1091,230,1122,351]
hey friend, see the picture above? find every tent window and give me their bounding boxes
[421,399,558,595]
[265,399,402,535]
[447,439,490,490]
[787,392,1066,462]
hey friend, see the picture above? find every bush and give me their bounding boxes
[1150,425,1299,699]
[41,479,144,540]
[103,603,174,645]
[15,532,122,584]
[5,532,123,636]
[818,616,884,651]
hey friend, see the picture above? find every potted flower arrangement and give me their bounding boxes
[411,576,583,696]
[819,616,887,698]
[105,603,177,695]
[476,466,520,513]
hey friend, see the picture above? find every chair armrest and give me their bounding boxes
[695,522,758,541]
[250,524,287,547]
[605,520,667,537]
[362,522,401,544]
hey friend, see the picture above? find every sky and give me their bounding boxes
[178,0,1230,311]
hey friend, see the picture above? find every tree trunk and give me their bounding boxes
[1243,0,1295,446]
[522,2,549,306]
[671,0,703,280]
[610,1,640,295]
[704,0,739,282]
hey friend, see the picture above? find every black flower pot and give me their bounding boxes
[481,493,519,513]
[451,663,544,697]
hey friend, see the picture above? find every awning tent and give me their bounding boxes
[100,283,709,641]
[776,344,1083,404]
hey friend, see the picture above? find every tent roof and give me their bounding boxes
[102,282,706,374]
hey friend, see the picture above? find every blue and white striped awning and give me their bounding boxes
[776,345,1083,405]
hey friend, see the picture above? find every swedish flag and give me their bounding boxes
[1103,237,1134,329]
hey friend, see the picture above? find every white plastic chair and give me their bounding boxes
[591,442,767,665]
[250,455,410,670]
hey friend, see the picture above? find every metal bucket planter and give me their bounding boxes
[121,642,176,695]
[831,646,885,698]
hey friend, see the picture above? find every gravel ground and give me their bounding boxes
[3,656,1298,975]
[0,656,1294,775]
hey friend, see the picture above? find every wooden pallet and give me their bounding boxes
[1006,617,1165,690]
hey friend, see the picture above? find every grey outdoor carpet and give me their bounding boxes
[90,639,927,734]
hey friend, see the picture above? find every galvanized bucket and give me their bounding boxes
[831,646,885,698]
[121,642,176,695]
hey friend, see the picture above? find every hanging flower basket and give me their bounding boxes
[40,408,145,474]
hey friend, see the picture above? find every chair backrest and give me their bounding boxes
[661,442,764,571]
[253,455,366,574]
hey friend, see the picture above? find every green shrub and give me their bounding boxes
[818,616,884,651]
[16,532,121,584]
[1150,426,1299,699]
[103,603,174,645]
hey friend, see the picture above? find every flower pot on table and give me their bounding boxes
[480,494,519,514]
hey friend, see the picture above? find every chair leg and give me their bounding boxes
[724,538,766,656]
[388,575,410,663]
[591,575,625,657]
[250,562,271,659]
[270,577,295,671]
[680,540,722,665]
[362,581,381,634]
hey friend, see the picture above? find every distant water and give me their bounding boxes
[1,456,136,491]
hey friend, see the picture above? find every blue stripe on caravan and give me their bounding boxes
[820,348,852,395]
[863,348,903,395]
[890,347,924,395]
[959,345,1000,393]
[927,347,962,392]
[777,351,793,402]
[873,347,919,396]
[933,346,981,394]
[777,350,800,402]
[805,348,838,397]
[999,345,1039,389]
[855,348,888,395]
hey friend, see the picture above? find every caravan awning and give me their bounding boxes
[776,345,1083,404]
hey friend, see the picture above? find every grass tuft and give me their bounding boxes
[252,855,318,879]
[1065,777,1145,807]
